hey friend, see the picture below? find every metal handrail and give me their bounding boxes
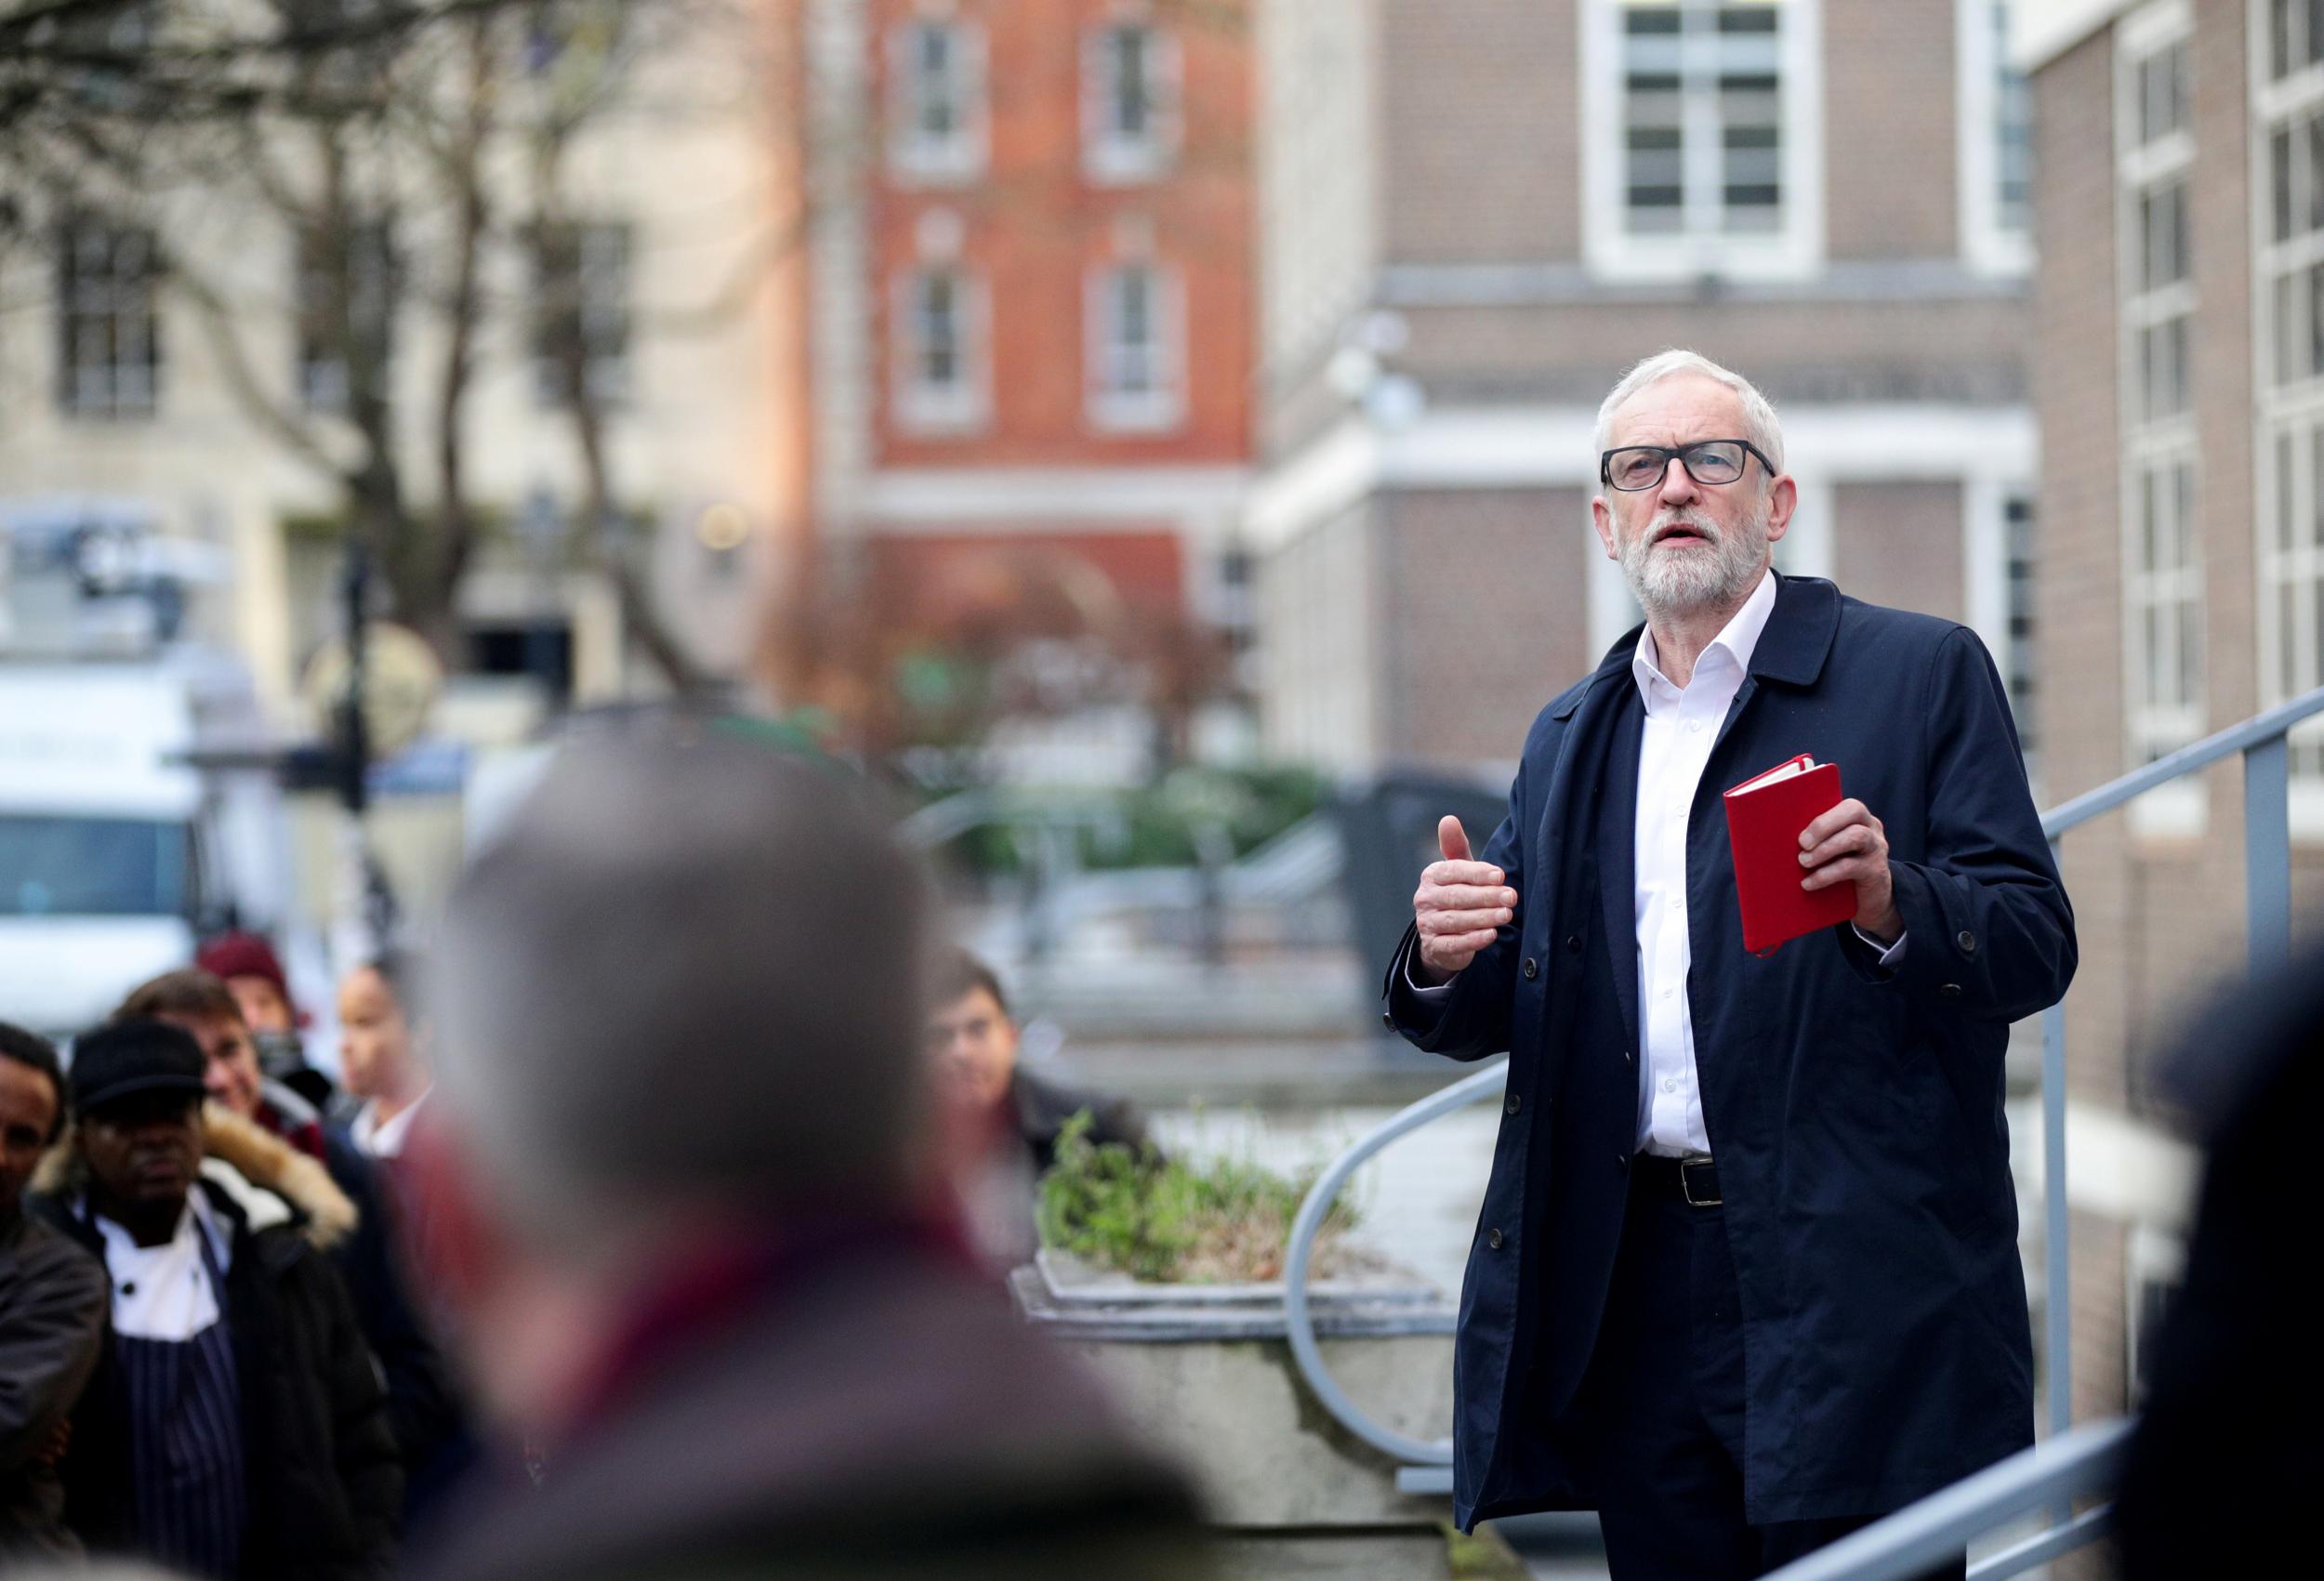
[1759,1419,2133,1581]
[1280,681,2324,1567]
[1280,1059,1509,1465]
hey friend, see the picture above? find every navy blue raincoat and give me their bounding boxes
[1384,575,2075,1532]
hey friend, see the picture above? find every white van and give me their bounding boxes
[0,652,292,1036]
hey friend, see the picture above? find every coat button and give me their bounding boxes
[1487,1227,1504,1250]
[1623,1047,1634,1064]
[1381,1010,1395,1029]
[1938,983,1963,1001]
[1564,933,1582,954]
[1956,929,1977,954]
[1522,956,1539,980]
[1614,1153,1630,1173]
[1505,1092,1522,1116]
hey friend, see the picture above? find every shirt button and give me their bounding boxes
[1688,719,1705,733]
[1659,986,1675,1000]
[1662,1078,1678,1093]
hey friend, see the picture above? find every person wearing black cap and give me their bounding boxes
[29,1021,401,1579]
[1,1022,108,1560]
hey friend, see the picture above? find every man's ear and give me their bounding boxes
[1762,474,1799,546]
[1591,494,1619,560]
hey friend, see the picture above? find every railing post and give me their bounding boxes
[2041,984,2070,1445]
[2245,734,2292,980]
[2039,835,2072,1454]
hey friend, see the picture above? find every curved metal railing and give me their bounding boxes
[1280,1058,1509,1467]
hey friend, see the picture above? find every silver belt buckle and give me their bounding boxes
[1681,1157,1722,1207]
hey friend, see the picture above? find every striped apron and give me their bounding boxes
[116,1226,245,1578]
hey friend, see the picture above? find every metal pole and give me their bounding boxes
[338,540,370,819]
[2041,837,2070,1447]
[2244,734,2292,980]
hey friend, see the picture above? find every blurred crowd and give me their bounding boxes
[1,719,1195,1581]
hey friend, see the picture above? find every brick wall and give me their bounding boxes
[1376,0,1578,265]
[1833,481,1965,623]
[2031,25,2134,1111]
[1823,0,1961,260]
[1375,487,1593,763]
[866,0,1253,469]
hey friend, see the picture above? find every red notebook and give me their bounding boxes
[1723,754,1855,956]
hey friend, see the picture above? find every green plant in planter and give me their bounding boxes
[1036,1111,1363,1284]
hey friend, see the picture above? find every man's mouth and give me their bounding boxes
[1654,523,1714,547]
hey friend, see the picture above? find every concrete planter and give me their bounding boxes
[1011,1251,1524,1580]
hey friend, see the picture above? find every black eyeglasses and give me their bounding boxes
[1599,439,1776,492]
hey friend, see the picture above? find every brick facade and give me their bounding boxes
[1255,0,2035,770]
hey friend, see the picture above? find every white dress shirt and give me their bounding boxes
[1412,567,1903,1159]
[350,1086,430,1160]
[92,1192,231,1341]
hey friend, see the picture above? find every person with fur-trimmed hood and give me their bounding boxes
[31,1021,401,1579]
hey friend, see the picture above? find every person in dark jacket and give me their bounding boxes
[925,949,1155,1265]
[193,931,337,1114]
[2115,952,2323,1579]
[1386,351,2075,1576]
[927,949,1150,1175]
[31,1021,401,1578]
[115,970,467,1526]
[0,1022,108,1561]
[407,723,1206,1581]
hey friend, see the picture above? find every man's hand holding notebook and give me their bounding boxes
[1723,754,1858,955]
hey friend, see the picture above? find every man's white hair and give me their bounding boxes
[1592,349,1786,479]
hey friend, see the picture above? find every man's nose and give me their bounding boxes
[1657,453,1701,506]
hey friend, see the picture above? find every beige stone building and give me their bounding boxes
[0,5,800,731]
[1249,1,2042,783]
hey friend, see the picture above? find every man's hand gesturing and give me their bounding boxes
[1413,816,1518,986]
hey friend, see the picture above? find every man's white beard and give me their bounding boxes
[1617,495,1771,621]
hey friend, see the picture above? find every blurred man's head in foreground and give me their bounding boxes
[424,723,935,1431]
[928,948,1021,1111]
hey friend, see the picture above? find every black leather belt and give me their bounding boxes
[1636,1153,1723,1207]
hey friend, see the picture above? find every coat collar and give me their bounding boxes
[1551,573,1839,720]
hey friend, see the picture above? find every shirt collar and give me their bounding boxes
[1631,566,1779,705]
[353,1087,430,1159]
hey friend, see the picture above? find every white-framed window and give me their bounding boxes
[297,221,396,414]
[56,217,160,419]
[1579,0,1826,282]
[888,13,986,184]
[533,221,631,409]
[1085,259,1183,431]
[2255,0,2324,830]
[1082,12,1182,184]
[2119,5,2203,833]
[1958,1,2035,274]
[892,263,988,433]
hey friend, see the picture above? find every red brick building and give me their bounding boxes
[799,0,1255,760]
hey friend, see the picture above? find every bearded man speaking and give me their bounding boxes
[1383,350,2075,1580]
